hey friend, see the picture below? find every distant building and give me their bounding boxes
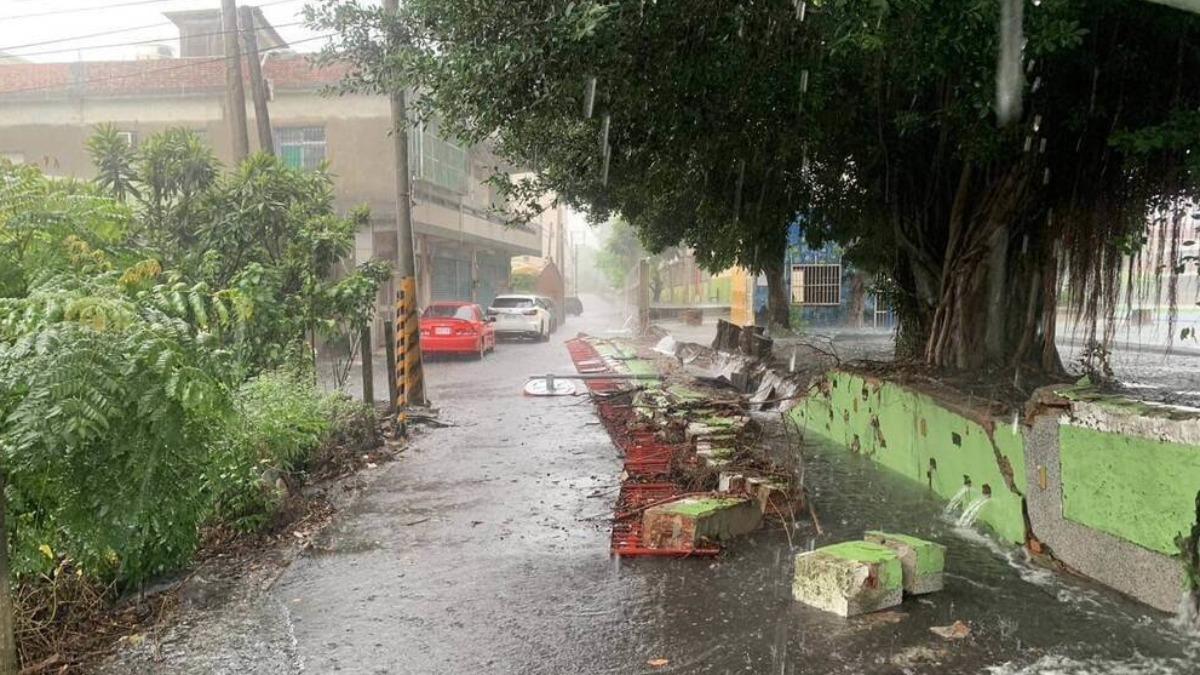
[163,8,286,58]
[657,222,890,329]
[0,10,547,341]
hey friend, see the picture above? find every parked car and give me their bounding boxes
[487,294,553,341]
[419,301,496,358]
[565,296,584,316]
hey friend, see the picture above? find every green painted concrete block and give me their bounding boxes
[864,531,946,594]
[691,439,734,466]
[642,496,762,549]
[792,541,903,617]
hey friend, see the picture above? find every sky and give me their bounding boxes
[0,0,342,63]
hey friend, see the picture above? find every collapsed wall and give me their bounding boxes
[787,368,1200,613]
[789,371,1028,544]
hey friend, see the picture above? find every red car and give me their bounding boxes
[419,301,496,359]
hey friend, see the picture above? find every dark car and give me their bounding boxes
[565,296,584,316]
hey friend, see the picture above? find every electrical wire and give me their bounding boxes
[8,20,305,58]
[0,32,335,95]
[1,0,176,22]
[0,0,302,52]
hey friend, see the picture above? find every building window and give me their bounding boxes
[791,263,842,306]
[274,126,326,170]
[411,122,467,193]
[116,131,137,147]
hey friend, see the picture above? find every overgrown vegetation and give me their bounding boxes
[0,127,387,667]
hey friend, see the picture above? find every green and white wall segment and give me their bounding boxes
[789,371,1028,544]
[787,368,1200,612]
[1025,385,1200,611]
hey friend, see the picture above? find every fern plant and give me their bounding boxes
[0,274,235,582]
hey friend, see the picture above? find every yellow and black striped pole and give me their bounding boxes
[393,276,426,431]
[385,0,427,432]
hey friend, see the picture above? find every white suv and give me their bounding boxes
[487,294,553,341]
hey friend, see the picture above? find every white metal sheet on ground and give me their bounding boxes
[523,379,576,396]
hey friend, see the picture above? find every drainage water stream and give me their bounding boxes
[608,422,1199,674]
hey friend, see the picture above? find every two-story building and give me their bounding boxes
[0,9,567,340]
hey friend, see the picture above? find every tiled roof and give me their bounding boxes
[0,54,348,99]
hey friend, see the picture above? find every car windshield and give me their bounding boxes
[491,297,534,308]
[424,305,475,320]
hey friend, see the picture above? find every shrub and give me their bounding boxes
[0,277,233,584]
[207,371,331,532]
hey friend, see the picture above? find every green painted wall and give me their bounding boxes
[790,371,1028,544]
[1060,425,1200,555]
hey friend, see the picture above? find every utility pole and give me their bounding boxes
[238,5,274,155]
[384,0,426,418]
[221,0,249,163]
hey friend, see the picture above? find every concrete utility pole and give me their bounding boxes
[384,0,427,416]
[238,5,274,155]
[221,0,250,163]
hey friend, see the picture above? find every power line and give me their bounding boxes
[1,0,174,22]
[8,20,304,58]
[0,0,302,52]
[0,32,335,95]
[0,20,173,51]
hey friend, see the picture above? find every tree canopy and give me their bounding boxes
[314,0,1200,378]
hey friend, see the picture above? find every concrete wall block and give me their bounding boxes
[1026,416,1184,612]
[642,496,762,550]
[863,531,946,594]
[717,472,745,493]
[793,541,903,617]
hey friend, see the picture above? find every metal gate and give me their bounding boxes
[430,256,472,302]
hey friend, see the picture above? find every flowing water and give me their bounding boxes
[956,495,991,528]
[944,484,971,515]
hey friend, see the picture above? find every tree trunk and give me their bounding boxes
[846,272,867,328]
[0,471,17,675]
[916,166,1062,374]
[765,263,790,332]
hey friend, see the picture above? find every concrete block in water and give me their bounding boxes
[863,531,946,594]
[792,541,903,617]
[642,496,762,550]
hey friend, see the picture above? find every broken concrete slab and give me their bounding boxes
[746,477,790,515]
[696,445,734,462]
[863,531,946,594]
[717,472,745,493]
[792,541,903,617]
[642,495,762,550]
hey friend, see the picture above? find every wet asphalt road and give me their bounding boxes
[276,298,633,673]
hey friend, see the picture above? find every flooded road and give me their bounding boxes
[114,295,1200,673]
